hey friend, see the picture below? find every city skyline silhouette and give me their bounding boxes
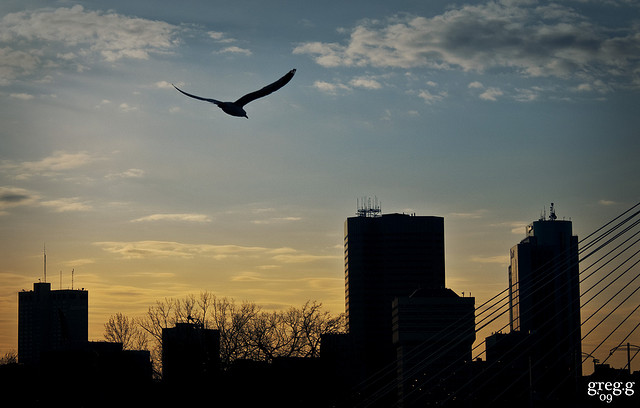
[1,1,639,405]
[5,204,640,407]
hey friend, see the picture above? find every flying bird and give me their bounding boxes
[173,69,296,118]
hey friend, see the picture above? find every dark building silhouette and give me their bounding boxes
[392,288,475,407]
[18,281,88,365]
[508,204,581,401]
[162,322,221,385]
[345,211,445,375]
[341,204,473,406]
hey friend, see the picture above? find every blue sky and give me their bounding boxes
[1,0,638,369]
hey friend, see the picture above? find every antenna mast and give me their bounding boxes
[43,244,47,283]
[357,196,382,218]
[549,202,557,220]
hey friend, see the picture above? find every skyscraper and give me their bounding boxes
[18,282,88,365]
[508,204,581,399]
[344,207,447,404]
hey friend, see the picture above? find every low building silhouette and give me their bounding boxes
[161,322,220,385]
[392,288,475,407]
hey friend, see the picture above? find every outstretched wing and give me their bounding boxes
[173,84,221,105]
[234,69,296,107]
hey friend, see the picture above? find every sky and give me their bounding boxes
[1,0,639,372]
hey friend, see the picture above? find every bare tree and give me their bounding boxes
[117,292,346,376]
[104,312,149,351]
[0,350,18,365]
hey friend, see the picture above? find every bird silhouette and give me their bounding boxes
[173,69,296,118]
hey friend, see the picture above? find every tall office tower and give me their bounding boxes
[344,203,446,402]
[508,203,581,399]
[18,282,88,365]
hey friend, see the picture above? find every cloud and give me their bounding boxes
[0,151,98,180]
[514,88,540,102]
[479,87,504,101]
[94,240,269,260]
[208,31,235,43]
[40,197,92,212]
[118,102,139,113]
[131,213,212,223]
[312,80,351,94]
[218,46,252,56]
[349,76,382,89]
[154,80,174,89]
[61,258,95,267]
[93,240,340,266]
[0,5,180,82]
[0,186,91,214]
[471,255,510,265]
[105,168,145,180]
[251,216,302,225]
[293,2,640,88]
[468,80,505,101]
[417,89,448,104]
[449,209,488,219]
[598,199,618,206]
[271,252,340,264]
[9,93,34,100]
[0,186,39,214]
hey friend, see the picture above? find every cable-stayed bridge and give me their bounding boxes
[341,201,640,407]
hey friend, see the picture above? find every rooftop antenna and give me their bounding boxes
[357,196,382,218]
[43,244,47,283]
[549,202,557,221]
[72,268,74,290]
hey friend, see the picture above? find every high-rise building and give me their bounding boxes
[18,282,88,365]
[345,212,445,360]
[343,207,448,404]
[508,203,581,399]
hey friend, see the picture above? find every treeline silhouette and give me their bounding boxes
[103,292,346,379]
[1,293,346,408]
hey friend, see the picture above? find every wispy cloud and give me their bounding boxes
[417,89,448,104]
[448,209,488,219]
[131,213,212,223]
[94,241,271,260]
[599,199,618,206]
[0,151,98,180]
[252,216,302,225]
[9,93,34,100]
[105,168,145,180]
[312,80,351,95]
[118,103,139,113]
[40,197,92,212]
[479,87,504,102]
[471,255,510,265]
[218,46,252,56]
[0,186,92,214]
[349,76,382,89]
[94,240,340,265]
[0,186,39,214]
[490,221,530,235]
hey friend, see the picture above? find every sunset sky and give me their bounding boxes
[1,0,639,371]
